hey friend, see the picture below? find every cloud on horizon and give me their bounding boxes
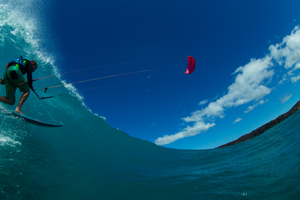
[155,26,300,146]
[155,122,215,146]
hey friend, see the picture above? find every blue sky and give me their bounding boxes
[41,0,300,149]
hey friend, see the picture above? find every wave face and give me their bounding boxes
[1,1,300,200]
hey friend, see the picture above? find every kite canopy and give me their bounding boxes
[185,56,196,74]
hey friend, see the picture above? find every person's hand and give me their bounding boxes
[0,78,4,85]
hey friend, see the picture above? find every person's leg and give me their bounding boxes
[0,96,14,105]
[0,74,16,106]
[11,67,31,115]
[2,68,17,106]
[15,90,30,115]
[0,78,11,103]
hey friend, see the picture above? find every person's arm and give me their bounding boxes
[25,60,34,90]
[25,61,43,99]
[0,78,4,85]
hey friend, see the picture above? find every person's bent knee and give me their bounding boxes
[8,100,15,105]
[23,90,30,95]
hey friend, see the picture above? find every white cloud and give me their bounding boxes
[269,26,300,70]
[280,93,292,103]
[287,70,294,76]
[183,101,225,122]
[295,62,300,70]
[155,122,215,145]
[278,74,287,85]
[284,62,300,83]
[232,118,242,124]
[291,75,300,83]
[244,99,268,113]
[199,100,208,105]
[290,62,300,83]
[154,26,300,146]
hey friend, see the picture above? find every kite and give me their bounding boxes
[185,56,196,74]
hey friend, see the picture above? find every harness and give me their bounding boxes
[5,56,27,86]
[6,56,26,73]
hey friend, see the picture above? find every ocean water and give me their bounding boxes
[1,1,300,200]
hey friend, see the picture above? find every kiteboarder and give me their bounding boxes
[0,57,38,115]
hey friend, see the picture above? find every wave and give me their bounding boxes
[1,1,300,200]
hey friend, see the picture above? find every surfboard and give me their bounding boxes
[0,108,63,127]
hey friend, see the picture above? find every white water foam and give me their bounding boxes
[0,133,21,147]
[0,0,86,102]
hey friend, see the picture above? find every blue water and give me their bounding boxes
[1,2,300,200]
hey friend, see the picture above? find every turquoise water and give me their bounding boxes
[1,2,300,200]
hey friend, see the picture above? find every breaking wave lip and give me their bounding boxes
[0,1,56,74]
[0,0,94,114]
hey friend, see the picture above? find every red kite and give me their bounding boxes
[185,56,196,74]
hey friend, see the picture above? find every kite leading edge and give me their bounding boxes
[185,56,196,74]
